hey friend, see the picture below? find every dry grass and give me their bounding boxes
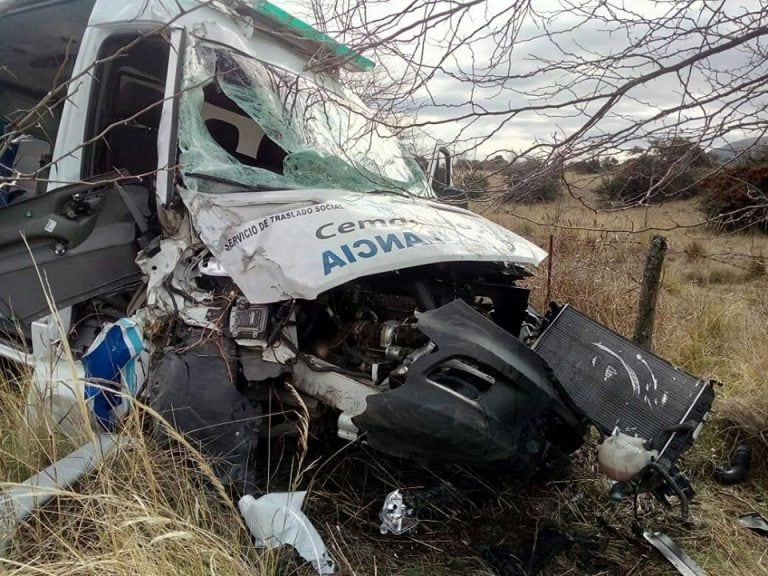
[0,368,278,576]
[2,170,768,575]
[684,240,707,262]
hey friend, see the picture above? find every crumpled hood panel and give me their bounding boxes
[180,188,548,303]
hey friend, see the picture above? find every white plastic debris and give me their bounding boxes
[1,433,129,555]
[597,429,658,481]
[238,491,335,575]
[379,489,419,535]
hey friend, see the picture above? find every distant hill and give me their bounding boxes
[710,136,768,162]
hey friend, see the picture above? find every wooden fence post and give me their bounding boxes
[633,235,667,351]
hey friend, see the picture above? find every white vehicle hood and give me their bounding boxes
[180,189,547,303]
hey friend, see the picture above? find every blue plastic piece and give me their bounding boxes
[82,318,144,429]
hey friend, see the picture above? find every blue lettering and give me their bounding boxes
[322,250,346,276]
[403,232,425,247]
[323,231,427,275]
[375,233,404,252]
[352,239,377,258]
[352,240,379,258]
[340,244,357,263]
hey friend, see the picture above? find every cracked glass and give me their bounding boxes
[178,40,431,196]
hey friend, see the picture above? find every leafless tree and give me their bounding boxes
[306,0,768,218]
[3,0,768,224]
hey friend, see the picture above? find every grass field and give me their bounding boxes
[1,172,767,575]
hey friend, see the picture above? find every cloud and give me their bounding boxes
[285,0,767,157]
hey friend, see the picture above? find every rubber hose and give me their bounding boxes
[713,443,751,485]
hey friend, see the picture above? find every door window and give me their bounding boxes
[83,34,170,182]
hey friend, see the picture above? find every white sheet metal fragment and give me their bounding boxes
[643,531,707,576]
[593,342,640,396]
[239,491,335,575]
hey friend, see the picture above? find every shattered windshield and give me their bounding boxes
[179,40,431,196]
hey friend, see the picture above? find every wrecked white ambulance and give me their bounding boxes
[0,0,713,512]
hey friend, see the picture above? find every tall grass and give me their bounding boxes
[0,368,279,575]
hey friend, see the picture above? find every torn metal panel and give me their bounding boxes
[0,339,30,366]
[738,512,768,535]
[239,491,335,575]
[136,238,221,328]
[181,189,547,303]
[643,531,706,576]
[27,312,148,439]
[81,317,145,429]
[0,433,129,556]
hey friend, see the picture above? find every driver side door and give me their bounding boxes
[0,177,146,329]
[0,31,172,334]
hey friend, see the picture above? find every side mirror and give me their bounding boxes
[435,186,469,209]
[428,146,453,193]
[436,146,452,188]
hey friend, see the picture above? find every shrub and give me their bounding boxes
[454,167,491,199]
[569,158,603,174]
[596,154,704,205]
[596,138,709,205]
[684,240,707,261]
[503,158,561,203]
[701,158,768,233]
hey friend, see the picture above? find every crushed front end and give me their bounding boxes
[352,299,585,476]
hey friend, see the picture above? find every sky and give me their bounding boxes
[285,0,767,160]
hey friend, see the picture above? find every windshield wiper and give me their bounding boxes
[183,172,281,192]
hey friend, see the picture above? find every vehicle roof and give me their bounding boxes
[246,1,374,72]
[1,0,374,73]
[0,0,94,98]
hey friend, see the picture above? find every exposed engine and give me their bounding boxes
[294,261,536,386]
[157,247,712,500]
[178,254,585,478]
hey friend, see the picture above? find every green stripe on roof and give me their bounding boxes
[255,1,375,71]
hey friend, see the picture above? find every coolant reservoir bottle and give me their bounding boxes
[597,430,658,481]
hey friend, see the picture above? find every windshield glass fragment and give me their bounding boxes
[178,40,431,196]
